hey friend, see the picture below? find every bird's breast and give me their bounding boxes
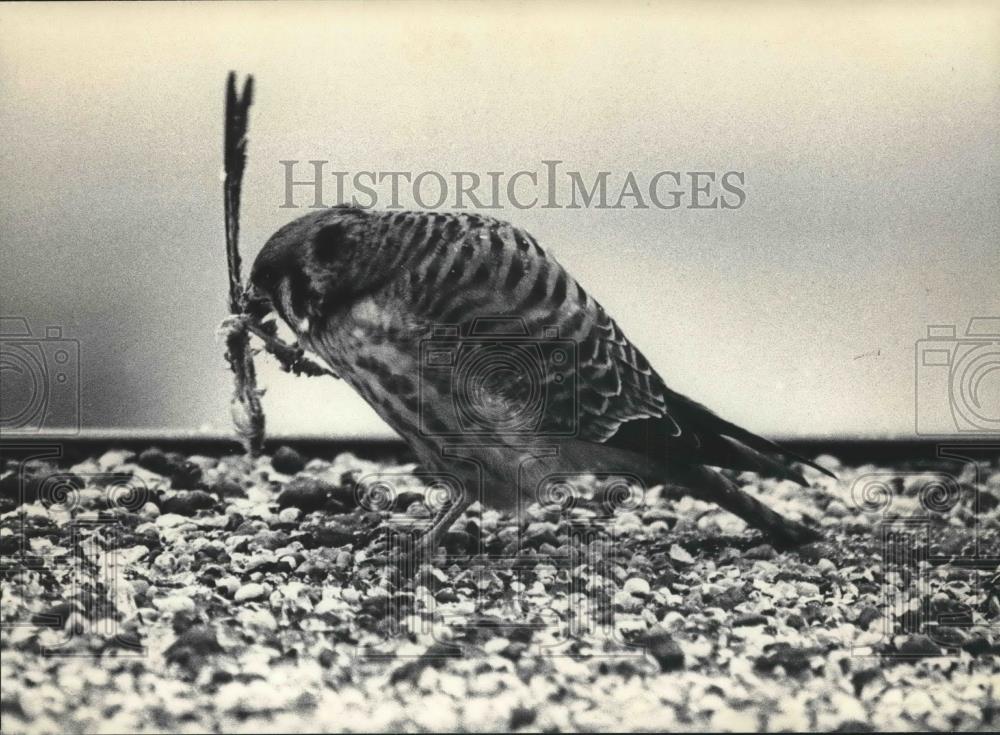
[304,296,428,442]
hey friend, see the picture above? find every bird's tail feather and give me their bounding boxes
[667,463,821,546]
[562,439,822,545]
[698,434,811,486]
[661,387,838,481]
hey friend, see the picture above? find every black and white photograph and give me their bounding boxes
[1,1,998,732]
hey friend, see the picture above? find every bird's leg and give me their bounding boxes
[391,496,472,580]
[415,496,472,563]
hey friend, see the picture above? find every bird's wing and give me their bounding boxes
[572,299,835,484]
[385,211,832,484]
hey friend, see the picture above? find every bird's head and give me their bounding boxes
[247,206,374,333]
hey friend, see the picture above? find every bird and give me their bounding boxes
[247,205,833,564]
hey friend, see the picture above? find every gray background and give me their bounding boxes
[1,1,998,439]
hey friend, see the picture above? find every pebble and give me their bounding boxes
[137,448,202,489]
[186,455,218,471]
[613,589,644,612]
[641,507,676,523]
[795,581,821,597]
[647,520,670,536]
[164,626,223,667]
[98,450,134,472]
[669,544,695,565]
[152,552,177,573]
[815,558,837,573]
[271,446,307,475]
[6,446,997,732]
[215,576,240,596]
[754,644,818,674]
[234,583,268,602]
[435,588,460,604]
[301,522,353,548]
[245,551,280,574]
[318,649,336,668]
[752,560,779,577]
[159,490,216,516]
[744,544,777,560]
[785,613,806,630]
[856,606,881,630]
[278,507,302,523]
[153,594,196,614]
[250,530,290,551]
[796,541,837,563]
[623,577,651,597]
[826,500,850,518]
[897,635,942,658]
[509,706,539,730]
[314,597,342,616]
[524,531,559,549]
[963,635,998,656]
[278,477,332,512]
[902,689,936,719]
[638,627,685,671]
[211,478,245,498]
[708,585,746,609]
[216,678,283,714]
[525,521,559,538]
[154,513,193,528]
[733,613,769,627]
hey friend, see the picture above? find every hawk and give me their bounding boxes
[248,206,832,560]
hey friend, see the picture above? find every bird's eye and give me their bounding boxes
[313,222,347,263]
[252,265,279,290]
[250,265,282,296]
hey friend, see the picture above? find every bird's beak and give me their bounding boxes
[243,283,274,321]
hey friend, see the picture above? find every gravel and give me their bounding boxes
[0,448,998,732]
